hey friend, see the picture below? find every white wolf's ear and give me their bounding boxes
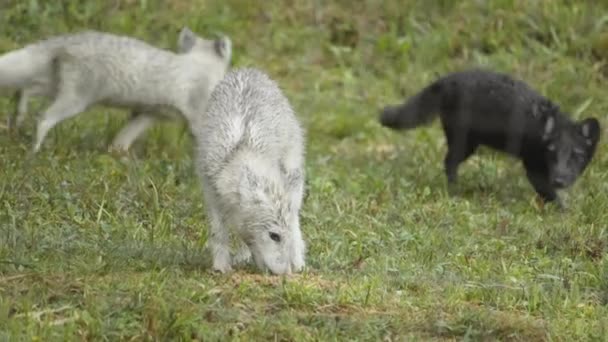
[178,27,197,53]
[580,117,600,145]
[214,35,232,60]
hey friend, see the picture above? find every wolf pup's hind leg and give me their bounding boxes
[15,88,38,129]
[7,90,26,132]
[109,110,157,152]
[442,123,479,184]
[7,91,19,132]
[33,90,89,152]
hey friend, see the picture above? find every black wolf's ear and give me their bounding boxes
[178,27,196,53]
[580,118,600,145]
[542,113,556,140]
[532,98,559,119]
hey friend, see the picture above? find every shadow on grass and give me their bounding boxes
[0,227,213,275]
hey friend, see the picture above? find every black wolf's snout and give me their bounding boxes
[551,177,567,188]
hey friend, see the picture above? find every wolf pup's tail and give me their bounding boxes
[379,81,443,130]
[0,47,52,89]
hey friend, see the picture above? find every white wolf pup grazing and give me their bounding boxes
[0,28,232,152]
[191,68,306,275]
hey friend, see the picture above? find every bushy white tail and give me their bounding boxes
[0,47,51,89]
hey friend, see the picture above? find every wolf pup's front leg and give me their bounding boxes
[290,215,306,272]
[523,164,564,209]
[203,187,233,273]
[33,87,90,152]
[232,239,252,265]
[286,169,306,272]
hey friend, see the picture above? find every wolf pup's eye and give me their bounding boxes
[269,232,281,242]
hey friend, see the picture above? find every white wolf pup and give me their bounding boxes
[0,28,232,152]
[191,68,306,275]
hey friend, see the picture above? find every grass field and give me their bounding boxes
[1,0,608,340]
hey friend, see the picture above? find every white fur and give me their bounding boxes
[191,68,306,275]
[0,28,232,152]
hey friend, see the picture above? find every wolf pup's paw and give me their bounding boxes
[232,245,252,265]
[6,115,25,137]
[553,197,567,212]
[534,195,566,212]
[212,259,233,274]
[446,180,462,197]
[108,143,130,154]
[210,245,233,273]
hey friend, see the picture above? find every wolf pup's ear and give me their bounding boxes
[580,118,600,145]
[532,98,559,119]
[178,27,197,53]
[542,113,556,140]
[214,35,232,60]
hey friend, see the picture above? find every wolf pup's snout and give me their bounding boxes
[551,177,568,188]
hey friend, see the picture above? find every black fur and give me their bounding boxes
[380,69,601,204]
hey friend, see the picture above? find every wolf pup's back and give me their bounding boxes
[380,69,600,206]
[193,68,306,275]
[195,68,304,178]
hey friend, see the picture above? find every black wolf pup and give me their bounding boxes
[380,69,600,205]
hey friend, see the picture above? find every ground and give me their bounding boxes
[1,0,607,340]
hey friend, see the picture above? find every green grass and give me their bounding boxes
[1,0,608,340]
